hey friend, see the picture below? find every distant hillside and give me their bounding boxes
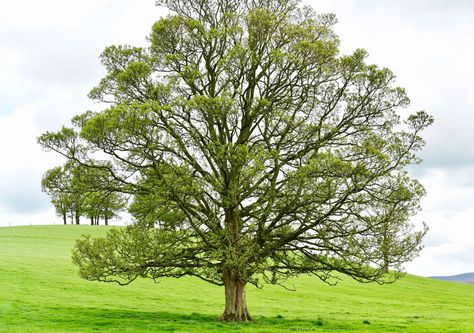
[430,272,474,283]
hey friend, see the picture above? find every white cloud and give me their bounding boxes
[0,104,63,214]
[405,167,474,276]
[0,0,109,29]
[406,244,474,277]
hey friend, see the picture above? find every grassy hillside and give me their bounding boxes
[1,226,474,332]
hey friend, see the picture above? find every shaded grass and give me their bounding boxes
[1,225,474,332]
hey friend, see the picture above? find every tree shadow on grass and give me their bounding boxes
[40,306,338,332]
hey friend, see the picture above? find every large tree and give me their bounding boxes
[38,0,432,322]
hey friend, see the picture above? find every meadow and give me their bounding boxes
[1,225,473,332]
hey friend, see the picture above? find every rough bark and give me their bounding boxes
[219,269,252,322]
[383,254,389,273]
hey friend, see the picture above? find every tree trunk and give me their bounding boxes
[90,217,94,225]
[383,253,389,273]
[219,269,252,322]
[104,217,108,226]
[75,214,80,225]
[62,213,67,225]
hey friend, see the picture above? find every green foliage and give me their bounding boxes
[41,162,85,224]
[41,162,126,226]
[82,190,126,225]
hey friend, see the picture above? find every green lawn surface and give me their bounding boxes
[1,225,473,332]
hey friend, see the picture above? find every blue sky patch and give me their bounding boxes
[0,102,15,117]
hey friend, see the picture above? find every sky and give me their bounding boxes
[0,0,473,277]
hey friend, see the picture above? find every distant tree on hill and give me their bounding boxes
[41,163,83,225]
[42,162,126,226]
[41,166,68,224]
[83,191,126,226]
[38,0,432,322]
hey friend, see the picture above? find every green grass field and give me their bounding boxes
[1,225,473,332]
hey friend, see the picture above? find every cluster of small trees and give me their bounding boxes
[41,162,126,225]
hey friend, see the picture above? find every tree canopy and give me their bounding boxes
[38,0,432,322]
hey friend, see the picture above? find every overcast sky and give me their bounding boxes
[0,0,472,277]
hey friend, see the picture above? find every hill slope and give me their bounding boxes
[430,272,474,283]
[1,225,474,333]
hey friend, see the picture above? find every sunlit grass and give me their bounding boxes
[1,225,473,332]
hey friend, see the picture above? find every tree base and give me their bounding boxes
[220,268,253,322]
[219,311,253,322]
